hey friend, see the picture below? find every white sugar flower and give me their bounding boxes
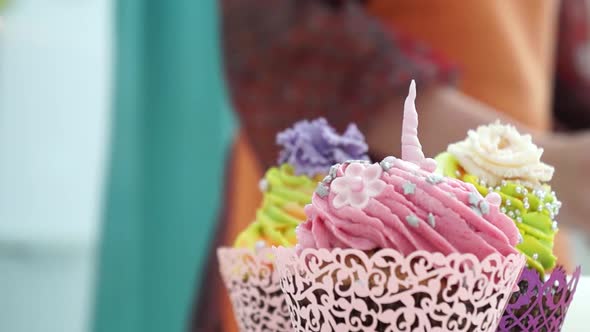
[330,163,386,209]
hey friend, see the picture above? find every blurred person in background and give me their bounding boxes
[193,0,590,330]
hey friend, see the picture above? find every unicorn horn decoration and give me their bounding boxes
[401,80,437,172]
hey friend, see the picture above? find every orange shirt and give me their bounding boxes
[369,0,559,131]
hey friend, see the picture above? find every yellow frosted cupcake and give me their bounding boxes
[219,118,369,332]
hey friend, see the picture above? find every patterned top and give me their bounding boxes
[555,0,590,130]
[222,0,457,168]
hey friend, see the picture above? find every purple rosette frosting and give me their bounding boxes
[499,266,581,332]
[276,118,369,177]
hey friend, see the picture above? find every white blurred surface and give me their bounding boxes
[0,0,111,330]
[563,276,590,332]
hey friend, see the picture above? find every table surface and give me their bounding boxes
[562,276,589,332]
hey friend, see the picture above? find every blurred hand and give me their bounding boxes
[543,132,590,236]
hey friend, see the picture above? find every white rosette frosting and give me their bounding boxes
[448,122,554,187]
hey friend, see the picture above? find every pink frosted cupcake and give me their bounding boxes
[274,81,526,332]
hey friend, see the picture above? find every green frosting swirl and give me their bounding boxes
[436,152,560,275]
[234,164,321,249]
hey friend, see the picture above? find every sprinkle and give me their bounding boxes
[534,189,546,199]
[495,186,501,191]
[455,170,461,177]
[329,164,340,178]
[523,202,530,210]
[537,205,543,212]
[555,201,562,208]
[255,240,267,251]
[379,157,396,171]
[518,233,523,244]
[471,206,482,216]
[532,253,539,261]
[515,209,521,215]
[403,181,416,195]
[505,199,511,206]
[552,221,558,231]
[515,187,522,194]
[523,188,529,195]
[346,159,371,165]
[508,211,515,218]
[479,179,487,187]
[316,184,329,197]
[501,180,507,186]
[479,200,490,215]
[501,207,507,214]
[428,213,436,227]
[258,179,269,192]
[426,174,444,184]
[488,187,494,193]
[406,214,420,227]
[516,217,522,223]
[469,192,481,205]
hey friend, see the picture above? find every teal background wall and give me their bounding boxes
[93,0,235,331]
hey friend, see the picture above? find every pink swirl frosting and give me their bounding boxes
[296,81,520,259]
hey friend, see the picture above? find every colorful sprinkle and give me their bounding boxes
[379,157,396,171]
[403,181,416,195]
[468,192,480,205]
[427,213,436,227]
[471,206,483,216]
[329,164,340,178]
[258,179,269,192]
[406,214,420,227]
[480,200,490,215]
[426,174,444,184]
[316,184,329,197]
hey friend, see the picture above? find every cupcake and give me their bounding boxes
[218,118,369,332]
[436,123,582,331]
[274,81,526,332]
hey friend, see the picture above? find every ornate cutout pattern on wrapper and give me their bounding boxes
[217,247,291,332]
[275,248,526,332]
[498,266,581,332]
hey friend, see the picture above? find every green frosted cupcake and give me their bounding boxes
[436,122,559,275]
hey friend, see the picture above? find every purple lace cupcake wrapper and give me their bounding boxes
[498,266,582,332]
